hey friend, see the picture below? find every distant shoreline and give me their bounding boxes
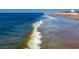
[48,12,79,20]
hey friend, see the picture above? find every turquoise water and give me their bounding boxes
[0,13,43,48]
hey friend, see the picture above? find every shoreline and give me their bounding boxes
[39,14,79,49]
[48,12,79,20]
[16,20,43,49]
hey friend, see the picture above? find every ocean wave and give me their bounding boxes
[26,13,57,49]
[27,20,43,49]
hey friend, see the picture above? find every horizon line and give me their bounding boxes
[0,9,79,13]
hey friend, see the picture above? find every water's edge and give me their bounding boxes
[16,20,43,49]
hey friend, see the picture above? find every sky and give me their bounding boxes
[0,9,79,13]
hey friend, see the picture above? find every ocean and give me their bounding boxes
[1,13,79,49]
[0,13,43,49]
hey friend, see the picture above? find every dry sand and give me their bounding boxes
[48,12,79,20]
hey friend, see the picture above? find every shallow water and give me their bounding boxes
[1,13,79,49]
[39,15,79,49]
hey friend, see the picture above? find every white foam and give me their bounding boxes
[43,12,57,20]
[27,20,43,49]
[27,13,56,49]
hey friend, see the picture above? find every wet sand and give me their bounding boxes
[63,15,79,20]
[39,15,79,49]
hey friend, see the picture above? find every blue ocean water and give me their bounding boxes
[1,13,79,49]
[0,13,43,49]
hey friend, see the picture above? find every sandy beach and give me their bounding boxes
[63,15,79,20]
[48,12,79,20]
[39,14,79,49]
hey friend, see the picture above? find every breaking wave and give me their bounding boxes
[26,13,56,49]
[27,20,43,49]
